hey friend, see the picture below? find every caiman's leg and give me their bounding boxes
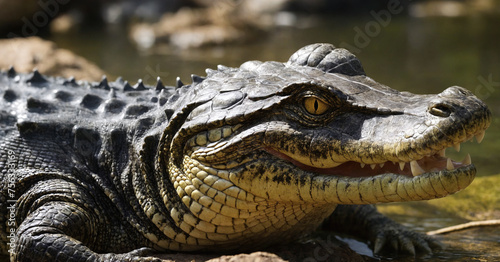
[13,202,161,262]
[323,205,443,256]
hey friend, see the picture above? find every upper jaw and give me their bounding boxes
[360,128,485,178]
[265,127,486,178]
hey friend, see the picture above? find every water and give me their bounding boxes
[50,14,500,176]
[48,12,500,261]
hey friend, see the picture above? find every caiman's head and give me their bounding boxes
[157,43,490,249]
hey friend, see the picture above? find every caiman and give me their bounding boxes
[0,43,491,261]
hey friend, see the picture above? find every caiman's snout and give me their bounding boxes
[428,86,483,118]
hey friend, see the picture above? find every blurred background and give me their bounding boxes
[0,0,499,260]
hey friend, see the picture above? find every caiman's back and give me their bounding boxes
[0,68,176,258]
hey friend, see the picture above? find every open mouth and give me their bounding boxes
[266,131,485,178]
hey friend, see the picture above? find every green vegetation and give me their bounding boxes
[428,174,500,220]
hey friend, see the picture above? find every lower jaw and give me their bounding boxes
[304,164,476,204]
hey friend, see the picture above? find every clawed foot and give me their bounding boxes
[370,223,444,256]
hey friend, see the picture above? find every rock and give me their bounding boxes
[152,251,286,262]
[0,37,106,81]
[129,2,276,49]
[408,0,499,17]
[207,252,286,262]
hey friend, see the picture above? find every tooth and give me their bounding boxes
[475,131,485,143]
[370,164,376,170]
[439,149,446,157]
[410,160,425,176]
[399,162,406,171]
[360,163,365,168]
[463,154,472,165]
[446,158,454,170]
[453,143,461,152]
[379,163,385,168]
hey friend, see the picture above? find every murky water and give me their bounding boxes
[50,14,500,176]
[48,12,500,261]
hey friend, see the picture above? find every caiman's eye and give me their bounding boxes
[303,97,329,115]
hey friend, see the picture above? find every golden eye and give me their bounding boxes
[304,97,329,115]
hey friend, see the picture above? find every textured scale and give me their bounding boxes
[0,43,491,261]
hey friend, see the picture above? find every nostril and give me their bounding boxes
[429,103,453,117]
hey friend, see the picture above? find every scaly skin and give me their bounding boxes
[0,43,491,261]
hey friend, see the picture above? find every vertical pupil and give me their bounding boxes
[314,99,319,112]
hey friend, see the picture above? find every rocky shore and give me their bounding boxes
[0,37,105,81]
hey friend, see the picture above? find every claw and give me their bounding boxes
[390,238,399,252]
[400,237,416,256]
[414,239,433,255]
[373,234,387,254]
[428,238,445,251]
